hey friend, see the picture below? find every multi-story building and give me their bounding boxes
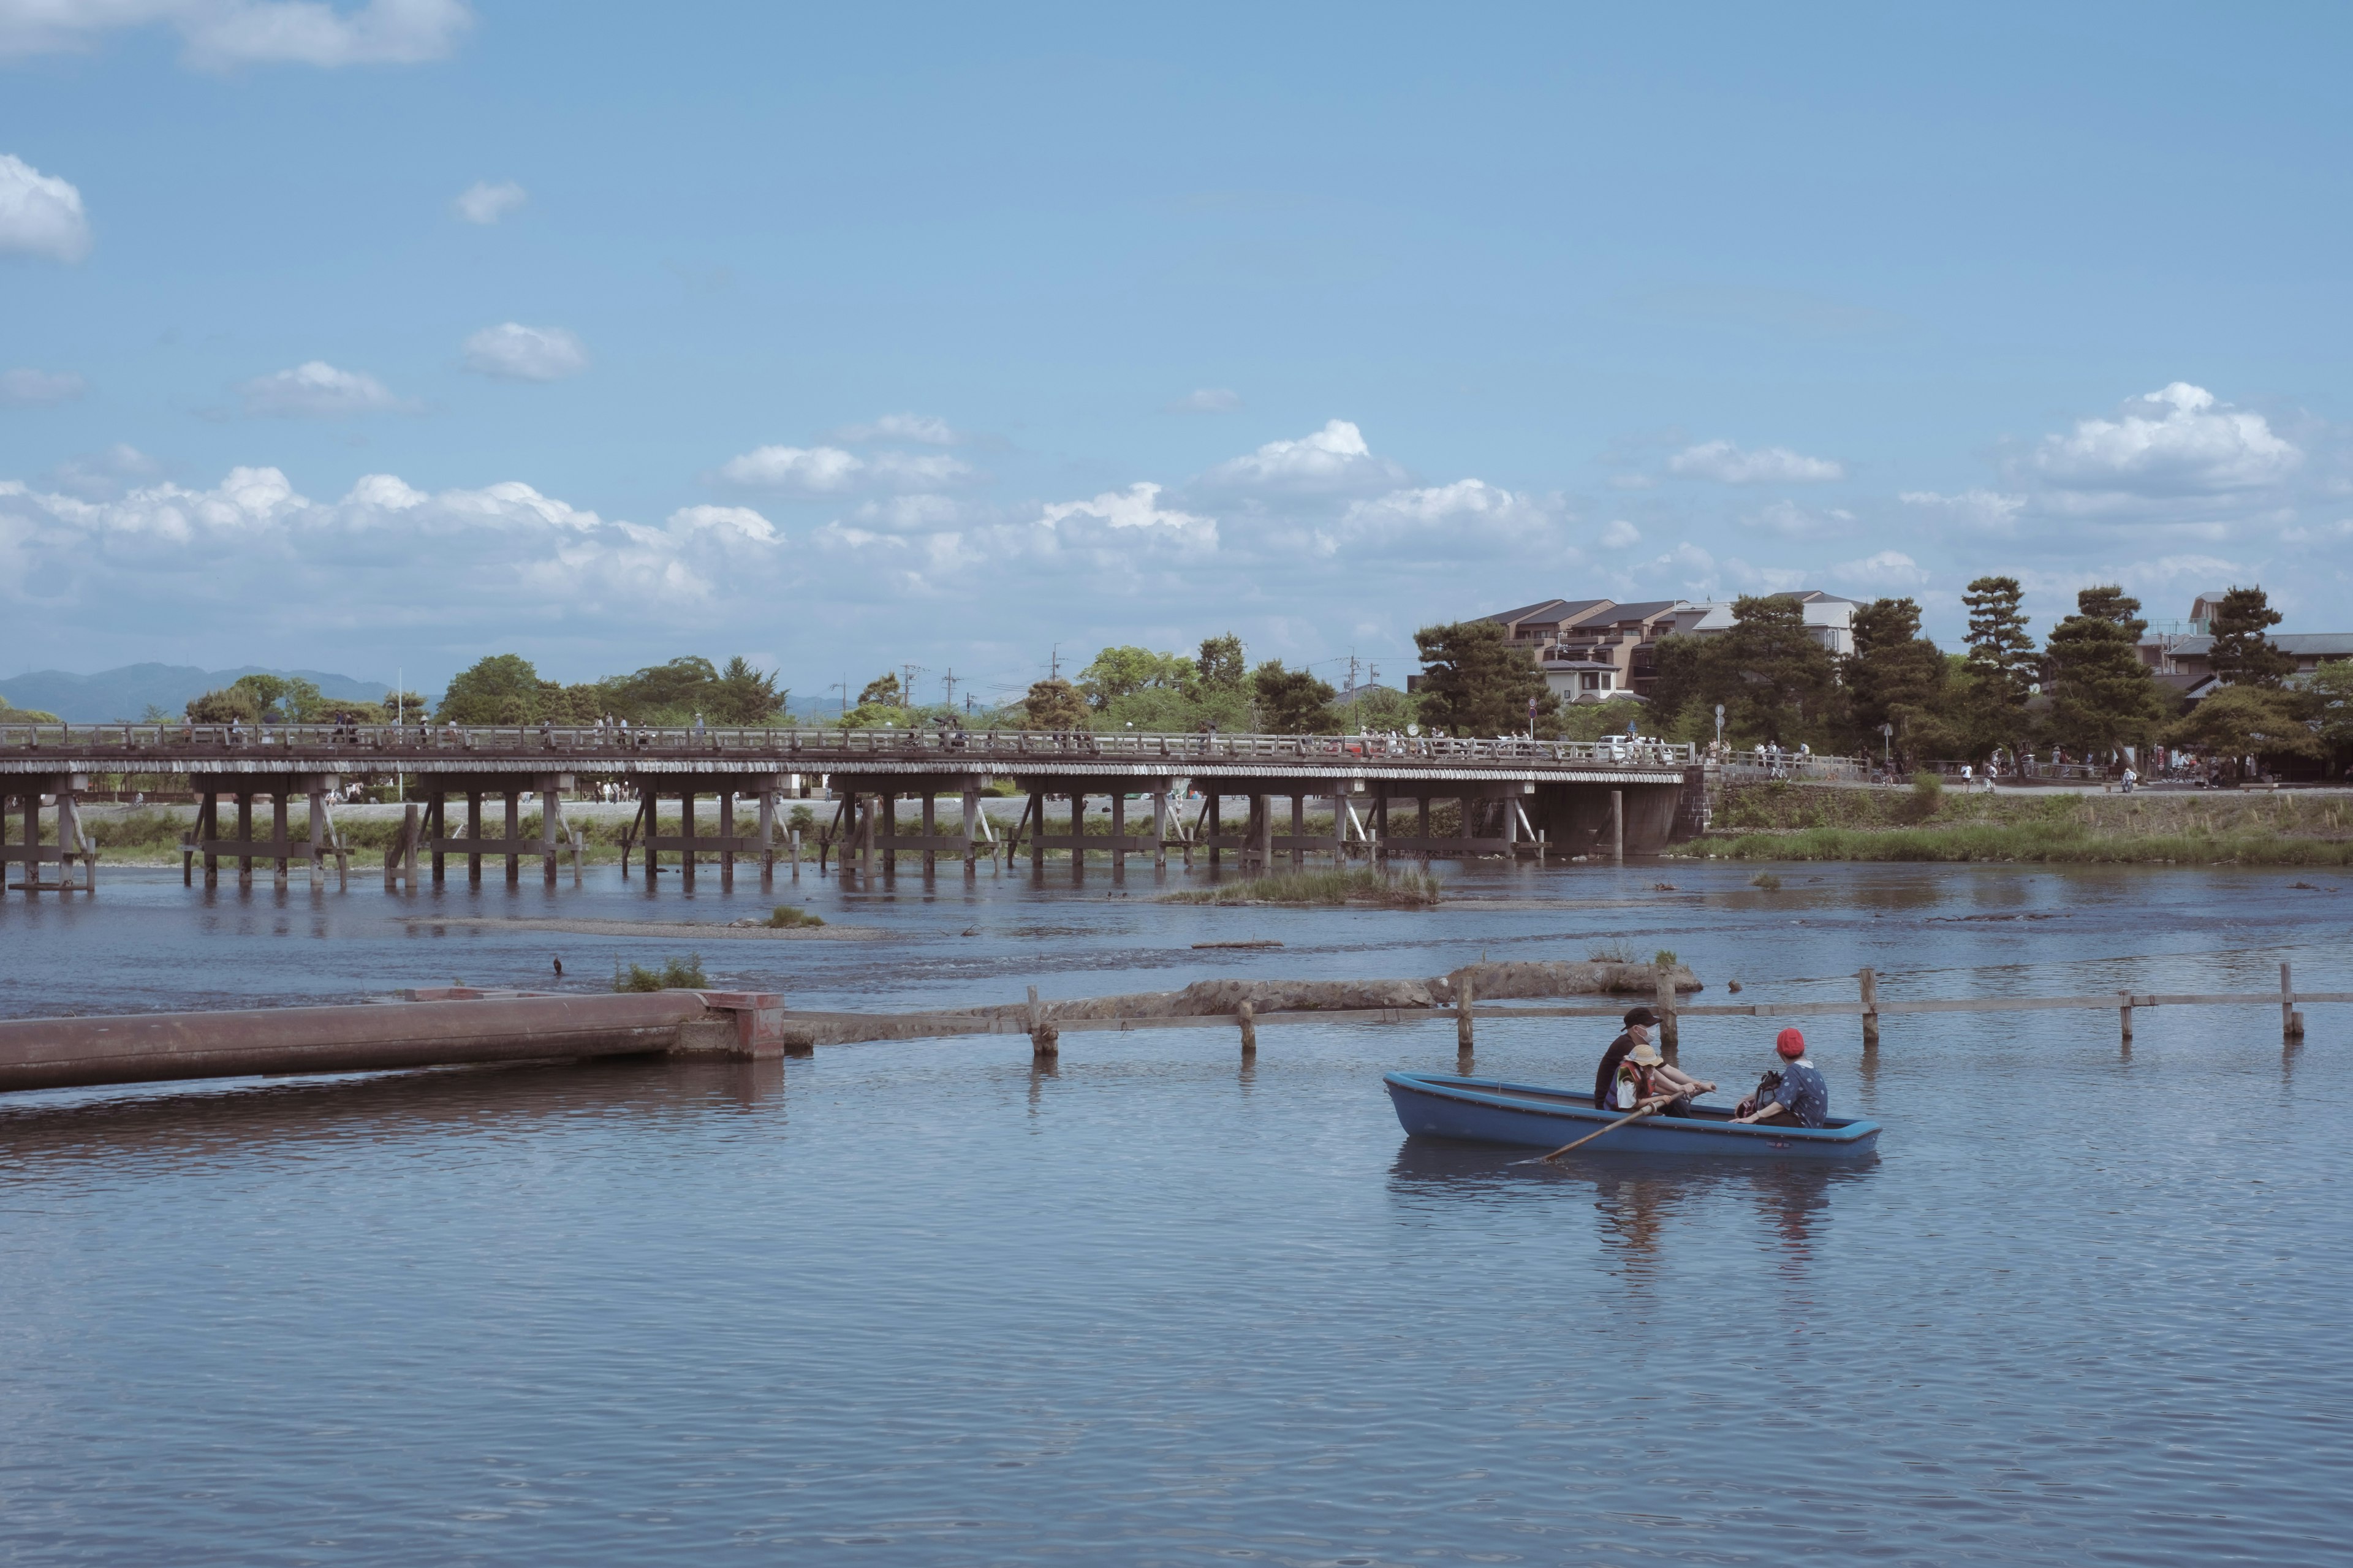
[1477,598,1690,702]
[2139,591,2353,684]
[1472,591,1862,702]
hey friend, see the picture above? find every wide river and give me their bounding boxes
[2,858,2347,1566]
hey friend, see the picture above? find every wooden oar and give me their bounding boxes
[1518,1102,1662,1164]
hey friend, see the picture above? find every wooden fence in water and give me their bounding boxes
[807,962,2327,1059]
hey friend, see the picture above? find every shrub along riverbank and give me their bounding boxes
[1162,868,1445,907]
[1677,781,2353,865]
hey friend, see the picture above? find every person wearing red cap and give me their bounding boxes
[1734,1028,1828,1127]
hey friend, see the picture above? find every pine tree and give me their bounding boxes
[1961,575,2035,756]
[1843,597,1949,762]
[2207,585,2295,688]
[1412,620,1554,736]
[2045,586,2167,757]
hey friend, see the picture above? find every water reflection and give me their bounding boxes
[1385,1137,1871,1284]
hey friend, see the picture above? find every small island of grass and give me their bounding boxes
[1162,868,1444,907]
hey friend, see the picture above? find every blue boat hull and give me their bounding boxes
[1384,1071,1881,1160]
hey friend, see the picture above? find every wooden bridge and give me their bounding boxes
[0,721,1704,893]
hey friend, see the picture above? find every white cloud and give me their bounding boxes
[0,0,474,69]
[0,368,84,406]
[717,442,970,494]
[461,322,588,382]
[238,360,404,417]
[1741,499,1854,537]
[1901,488,2026,534]
[1599,518,1640,548]
[0,153,92,262]
[2031,381,2300,498]
[1832,550,1930,589]
[1668,439,1844,484]
[851,494,970,533]
[1200,419,1408,494]
[453,179,526,224]
[1165,388,1242,414]
[1037,482,1214,545]
[827,413,964,446]
[43,443,161,501]
[0,463,781,620]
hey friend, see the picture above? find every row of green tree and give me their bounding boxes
[1634,580,2341,768]
[183,656,787,728]
[173,581,2347,768]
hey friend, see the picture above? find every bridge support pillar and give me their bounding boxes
[271,790,290,890]
[922,792,937,876]
[1110,791,1125,876]
[720,789,737,887]
[962,789,981,873]
[4,775,95,893]
[503,790,521,884]
[1153,791,1169,869]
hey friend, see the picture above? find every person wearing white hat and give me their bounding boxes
[1592,1006,1716,1115]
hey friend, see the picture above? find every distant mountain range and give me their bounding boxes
[0,664,403,722]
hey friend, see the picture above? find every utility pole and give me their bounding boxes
[1347,652,1361,694]
[1048,644,1062,680]
[901,663,923,707]
[835,678,849,717]
[941,668,959,708]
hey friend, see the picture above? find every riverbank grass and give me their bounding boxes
[613,955,710,991]
[1680,781,2353,865]
[1163,868,1444,907]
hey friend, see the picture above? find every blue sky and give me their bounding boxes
[3,1,2349,707]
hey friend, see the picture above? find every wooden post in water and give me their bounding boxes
[1611,789,1624,863]
[2120,998,2134,1048]
[1026,983,1058,1058]
[1655,968,1678,1062]
[1237,999,1256,1056]
[1859,967,1879,1050]
[1455,972,1476,1053]
[2283,961,2305,1042]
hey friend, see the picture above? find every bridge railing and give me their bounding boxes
[0,721,1697,770]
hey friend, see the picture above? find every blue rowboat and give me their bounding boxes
[1384,1070,1881,1160]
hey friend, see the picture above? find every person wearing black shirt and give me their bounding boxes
[1592,1006,1716,1113]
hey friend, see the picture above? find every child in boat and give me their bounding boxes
[1733,1028,1829,1127]
[1591,1007,1715,1114]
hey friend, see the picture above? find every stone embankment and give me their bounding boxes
[0,963,1702,1094]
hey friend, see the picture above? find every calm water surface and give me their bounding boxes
[2,861,2349,1564]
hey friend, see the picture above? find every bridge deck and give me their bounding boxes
[0,722,1698,784]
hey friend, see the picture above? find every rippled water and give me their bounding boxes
[3,861,2349,1564]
